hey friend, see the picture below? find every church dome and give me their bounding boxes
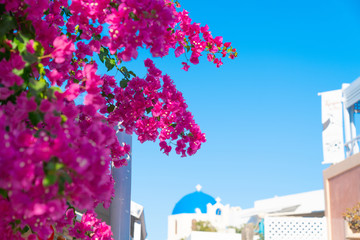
[172,185,216,215]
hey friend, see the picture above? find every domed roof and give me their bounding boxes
[172,185,216,215]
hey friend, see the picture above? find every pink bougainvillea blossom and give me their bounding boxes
[181,62,190,71]
[0,0,236,238]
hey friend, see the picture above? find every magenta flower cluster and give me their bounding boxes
[0,0,236,239]
[106,58,206,156]
[68,211,112,240]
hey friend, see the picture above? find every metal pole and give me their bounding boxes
[111,126,132,240]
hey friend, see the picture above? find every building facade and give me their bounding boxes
[168,185,324,240]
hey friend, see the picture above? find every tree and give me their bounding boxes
[0,0,237,239]
[194,221,217,232]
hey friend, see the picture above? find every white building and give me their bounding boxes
[168,185,324,240]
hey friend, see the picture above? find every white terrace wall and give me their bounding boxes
[264,217,327,240]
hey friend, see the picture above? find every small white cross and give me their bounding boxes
[195,184,202,192]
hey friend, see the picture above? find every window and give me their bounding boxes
[216,208,221,215]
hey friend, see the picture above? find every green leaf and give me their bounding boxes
[107,93,115,99]
[28,111,43,126]
[43,174,57,187]
[58,179,65,194]
[110,58,116,66]
[20,66,32,83]
[13,37,25,52]
[114,53,120,62]
[120,66,128,72]
[18,32,31,44]
[33,41,45,56]
[12,68,24,77]
[18,21,36,40]
[0,14,16,37]
[61,114,67,124]
[28,78,47,97]
[142,11,150,18]
[109,2,119,8]
[46,161,56,172]
[22,52,38,64]
[0,49,11,61]
[62,172,72,184]
[105,58,115,71]
[120,79,129,88]
[47,86,62,99]
[128,71,136,77]
[0,4,6,15]
[58,171,72,194]
[61,7,72,17]
[94,34,101,41]
[20,226,29,234]
[98,46,109,63]
[107,104,115,113]
[0,188,8,199]
[36,63,45,75]
[120,66,130,78]
[55,162,64,170]
[75,29,83,41]
[146,106,153,114]
[129,12,139,21]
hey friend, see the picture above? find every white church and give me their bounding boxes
[168,185,325,240]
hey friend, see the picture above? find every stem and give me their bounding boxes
[38,54,52,60]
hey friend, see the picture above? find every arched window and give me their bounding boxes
[175,220,177,234]
[216,208,221,215]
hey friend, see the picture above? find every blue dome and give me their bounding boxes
[172,191,216,215]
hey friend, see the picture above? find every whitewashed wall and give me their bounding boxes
[186,231,242,240]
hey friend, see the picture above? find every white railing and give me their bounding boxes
[264,217,327,240]
[345,136,360,157]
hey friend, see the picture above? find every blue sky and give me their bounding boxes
[96,0,360,239]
